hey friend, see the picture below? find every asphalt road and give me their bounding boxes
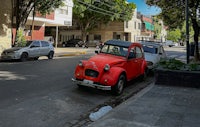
[0,54,153,127]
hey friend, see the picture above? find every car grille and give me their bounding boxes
[85,69,99,78]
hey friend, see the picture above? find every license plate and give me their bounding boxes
[83,79,93,84]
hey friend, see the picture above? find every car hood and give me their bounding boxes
[3,47,23,52]
[144,52,159,63]
[84,54,126,69]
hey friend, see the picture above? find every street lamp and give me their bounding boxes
[185,0,190,64]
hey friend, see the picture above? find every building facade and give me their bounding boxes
[0,0,73,54]
[60,8,142,46]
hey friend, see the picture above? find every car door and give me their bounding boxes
[29,41,41,57]
[40,41,50,56]
[135,46,144,75]
[126,47,140,80]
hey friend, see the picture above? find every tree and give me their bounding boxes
[72,0,136,42]
[146,0,200,61]
[14,0,64,44]
[167,29,181,42]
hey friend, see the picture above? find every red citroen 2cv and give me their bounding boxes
[72,40,147,95]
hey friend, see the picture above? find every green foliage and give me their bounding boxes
[16,0,63,28]
[167,29,181,42]
[16,28,26,47]
[158,58,185,70]
[146,0,200,60]
[152,16,162,40]
[35,0,64,15]
[73,0,136,41]
[158,58,200,71]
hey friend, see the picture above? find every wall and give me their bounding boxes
[0,0,12,54]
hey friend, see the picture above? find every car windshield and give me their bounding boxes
[143,45,158,54]
[25,41,33,47]
[101,44,128,57]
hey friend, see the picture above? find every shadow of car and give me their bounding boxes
[1,40,54,62]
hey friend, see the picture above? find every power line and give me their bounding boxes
[77,0,117,16]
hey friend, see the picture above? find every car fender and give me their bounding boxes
[100,67,126,86]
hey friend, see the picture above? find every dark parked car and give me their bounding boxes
[62,39,87,47]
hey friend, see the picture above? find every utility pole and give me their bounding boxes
[185,0,190,64]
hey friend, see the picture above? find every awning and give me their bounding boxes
[144,21,154,31]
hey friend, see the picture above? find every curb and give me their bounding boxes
[55,51,87,57]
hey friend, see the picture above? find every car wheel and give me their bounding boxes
[20,52,28,62]
[62,44,66,47]
[48,51,54,59]
[75,44,79,47]
[112,74,126,95]
[141,68,148,81]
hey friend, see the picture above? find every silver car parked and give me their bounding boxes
[1,40,54,62]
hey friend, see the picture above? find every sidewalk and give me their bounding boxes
[54,47,95,57]
[88,83,200,127]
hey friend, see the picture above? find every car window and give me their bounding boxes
[31,41,40,48]
[128,48,136,59]
[143,45,157,54]
[135,47,143,58]
[101,44,128,57]
[26,41,33,47]
[41,41,49,47]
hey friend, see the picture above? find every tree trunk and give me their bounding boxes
[31,2,36,40]
[191,18,200,61]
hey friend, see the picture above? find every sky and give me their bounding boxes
[127,0,161,16]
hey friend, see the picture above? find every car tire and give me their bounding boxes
[20,52,28,62]
[62,44,66,47]
[48,51,54,59]
[112,74,126,95]
[140,68,148,81]
[75,44,79,47]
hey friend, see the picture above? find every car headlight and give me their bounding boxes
[78,60,83,67]
[104,64,110,71]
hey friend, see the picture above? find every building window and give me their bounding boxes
[126,21,128,28]
[134,22,136,29]
[57,8,68,15]
[94,34,101,40]
[138,23,141,29]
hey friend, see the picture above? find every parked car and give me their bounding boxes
[62,39,87,47]
[165,40,175,47]
[72,40,148,95]
[1,40,54,61]
[142,42,166,70]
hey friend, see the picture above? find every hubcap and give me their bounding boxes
[117,79,124,93]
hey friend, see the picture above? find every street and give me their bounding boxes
[0,53,152,127]
[0,46,186,127]
[164,46,187,62]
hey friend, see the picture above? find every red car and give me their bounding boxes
[72,40,147,95]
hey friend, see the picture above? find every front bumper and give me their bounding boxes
[72,78,111,90]
[1,53,20,60]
